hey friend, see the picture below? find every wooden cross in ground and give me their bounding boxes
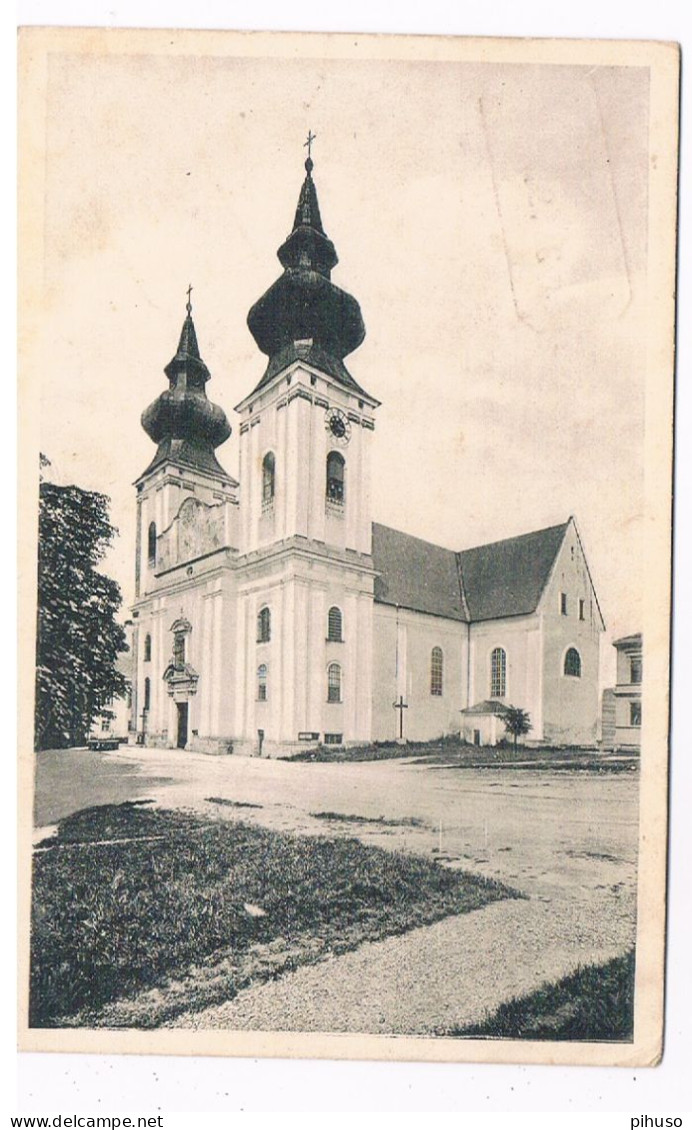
[393,694,408,740]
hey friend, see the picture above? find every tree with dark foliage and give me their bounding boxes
[503,706,532,754]
[35,459,128,750]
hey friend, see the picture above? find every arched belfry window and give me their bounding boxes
[147,521,157,565]
[564,647,582,678]
[326,452,345,505]
[262,452,275,508]
[257,606,271,644]
[430,647,444,696]
[327,606,343,642]
[490,647,507,698]
[257,664,268,701]
[327,663,342,703]
[144,634,152,663]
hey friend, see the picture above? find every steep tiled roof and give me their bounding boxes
[461,699,510,716]
[457,522,569,622]
[372,520,569,624]
[372,523,466,621]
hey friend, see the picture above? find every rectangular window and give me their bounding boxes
[630,701,642,727]
[630,658,642,684]
[560,593,568,616]
[324,733,343,745]
[579,598,585,621]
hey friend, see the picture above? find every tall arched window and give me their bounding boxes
[490,647,507,698]
[143,677,151,712]
[564,647,582,677]
[144,634,152,663]
[327,606,343,641]
[262,452,275,507]
[326,452,345,504]
[257,606,271,643]
[327,663,342,703]
[257,664,268,701]
[430,647,444,696]
[147,521,157,565]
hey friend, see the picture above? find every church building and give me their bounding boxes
[130,152,604,756]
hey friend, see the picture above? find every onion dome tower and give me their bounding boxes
[245,150,372,398]
[140,291,233,481]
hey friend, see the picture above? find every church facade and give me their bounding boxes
[130,155,604,756]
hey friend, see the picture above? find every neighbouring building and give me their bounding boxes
[130,153,605,755]
[612,633,642,750]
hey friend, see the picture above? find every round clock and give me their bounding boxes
[324,407,352,446]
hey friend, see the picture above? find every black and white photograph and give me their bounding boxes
[18,28,678,1068]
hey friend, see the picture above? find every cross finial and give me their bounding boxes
[185,283,193,315]
[304,130,316,159]
[303,130,317,174]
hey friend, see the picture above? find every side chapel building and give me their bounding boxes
[131,153,604,756]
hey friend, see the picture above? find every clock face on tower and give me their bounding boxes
[324,407,352,446]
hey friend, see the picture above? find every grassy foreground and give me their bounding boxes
[448,950,635,1042]
[30,801,516,1028]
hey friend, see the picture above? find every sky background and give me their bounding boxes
[29,44,651,682]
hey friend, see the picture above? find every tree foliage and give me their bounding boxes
[503,706,532,753]
[35,469,128,750]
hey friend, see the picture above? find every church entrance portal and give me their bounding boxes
[176,702,188,749]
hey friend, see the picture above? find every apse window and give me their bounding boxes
[257,606,271,643]
[564,647,582,677]
[490,647,506,698]
[327,663,342,703]
[430,646,444,696]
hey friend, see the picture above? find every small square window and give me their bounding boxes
[324,733,343,745]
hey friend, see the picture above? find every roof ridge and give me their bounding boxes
[456,519,569,557]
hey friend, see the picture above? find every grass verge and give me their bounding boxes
[31,801,517,1029]
[285,740,639,773]
[446,950,635,1041]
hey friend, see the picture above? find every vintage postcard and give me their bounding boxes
[18,28,679,1066]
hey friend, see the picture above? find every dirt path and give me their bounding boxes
[170,892,634,1033]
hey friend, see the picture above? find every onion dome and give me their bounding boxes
[140,292,234,482]
[246,153,370,396]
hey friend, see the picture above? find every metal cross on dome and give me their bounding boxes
[304,130,316,159]
[185,284,193,314]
